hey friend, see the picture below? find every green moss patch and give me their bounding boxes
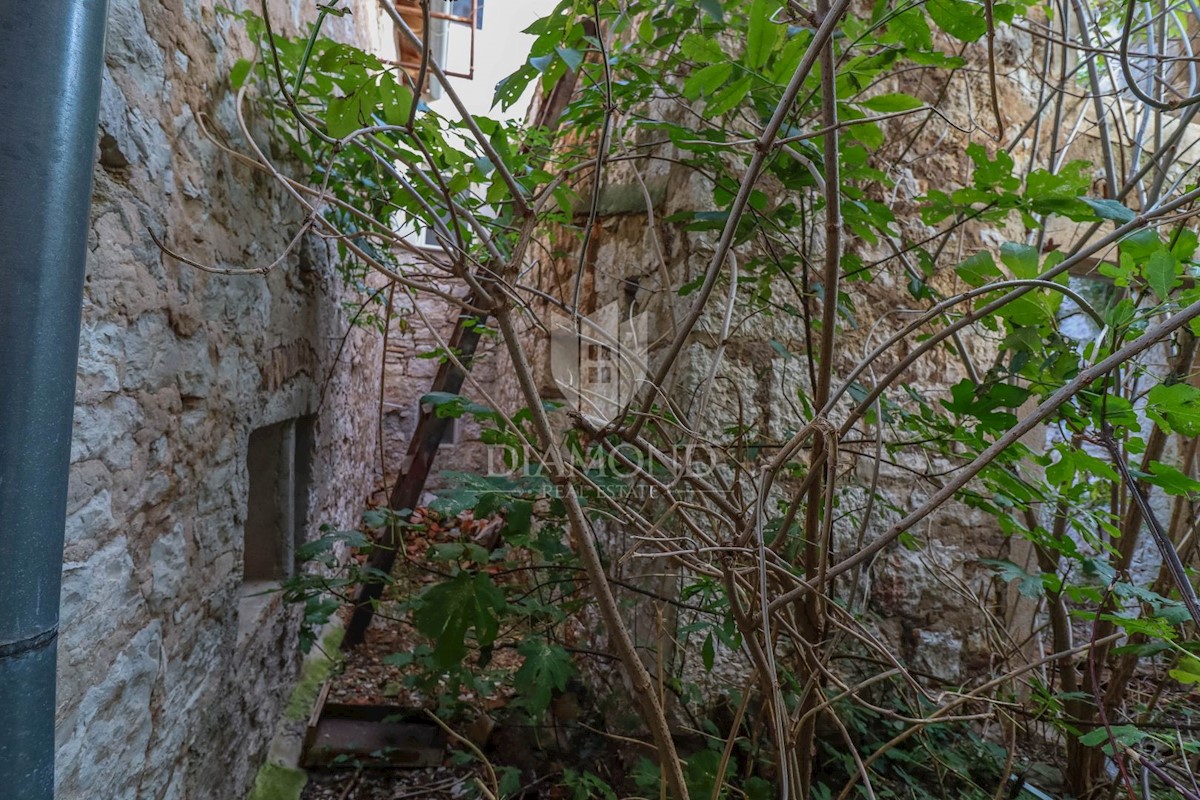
[284,625,344,721]
[247,762,306,800]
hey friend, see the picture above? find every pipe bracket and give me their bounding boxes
[0,627,58,662]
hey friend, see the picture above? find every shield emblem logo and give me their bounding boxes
[549,301,650,426]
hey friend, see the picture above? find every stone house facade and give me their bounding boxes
[56,3,393,798]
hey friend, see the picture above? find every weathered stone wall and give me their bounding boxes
[380,283,505,495]
[57,3,389,798]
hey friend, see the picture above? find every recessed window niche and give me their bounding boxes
[239,415,316,638]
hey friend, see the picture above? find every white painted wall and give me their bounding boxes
[430,0,559,120]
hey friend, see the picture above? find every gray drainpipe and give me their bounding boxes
[0,3,109,798]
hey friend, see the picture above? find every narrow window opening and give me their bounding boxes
[418,401,459,447]
[244,420,289,585]
[441,415,458,446]
[240,415,317,639]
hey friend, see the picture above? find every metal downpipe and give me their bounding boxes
[0,3,110,798]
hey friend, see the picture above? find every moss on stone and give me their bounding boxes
[283,625,344,721]
[246,762,306,800]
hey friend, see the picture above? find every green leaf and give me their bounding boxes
[632,758,662,793]
[967,142,1019,191]
[685,749,723,798]
[683,62,734,100]
[498,766,522,798]
[861,92,923,112]
[706,74,752,116]
[1027,162,1091,201]
[420,391,494,419]
[886,7,933,50]
[1120,228,1163,261]
[745,777,776,800]
[1146,249,1180,301]
[493,63,537,110]
[1181,287,1200,336]
[680,34,725,64]
[379,73,413,126]
[770,27,813,81]
[296,529,370,563]
[940,379,1020,430]
[514,638,575,713]
[555,46,583,72]
[1070,449,1119,481]
[980,558,1044,598]
[413,572,506,668]
[1148,382,1200,436]
[1000,242,1040,279]
[1078,724,1144,749]
[927,0,988,41]
[1170,656,1200,685]
[363,508,400,529]
[503,499,533,538]
[1045,451,1076,487]
[231,58,253,89]
[989,383,1031,407]
[746,0,782,69]
[1173,228,1198,261]
[1144,460,1200,495]
[1004,294,1054,327]
[698,0,725,21]
[326,80,379,138]
[847,119,883,148]
[430,542,467,562]
[1082,197,1135,224]
[956,251,1002,286]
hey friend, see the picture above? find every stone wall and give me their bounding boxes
[380,283,505,495]
[56,3,389,798]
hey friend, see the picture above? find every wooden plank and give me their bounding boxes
[301,704,445,769]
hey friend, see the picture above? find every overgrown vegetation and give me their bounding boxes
[203,0,1200,796]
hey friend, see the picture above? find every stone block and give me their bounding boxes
[71,394,143,469]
